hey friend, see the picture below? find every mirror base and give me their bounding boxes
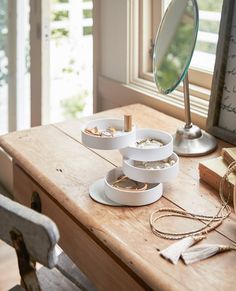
[173,124,217,157]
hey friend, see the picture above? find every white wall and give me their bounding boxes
[100,0,128,83]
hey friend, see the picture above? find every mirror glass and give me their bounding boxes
[153,0,199,94]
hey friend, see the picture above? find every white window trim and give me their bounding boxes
[7,0,27,132]
[138,0,214,91]
[7,0,18,132]
[6,0,50,130]
[93,0,100,113]
[30,0,50,126]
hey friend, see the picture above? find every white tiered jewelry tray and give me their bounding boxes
[81,117,179,206]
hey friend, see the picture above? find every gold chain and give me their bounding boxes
[150,161,236,240]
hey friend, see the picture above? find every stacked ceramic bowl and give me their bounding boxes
[81,118,179,206]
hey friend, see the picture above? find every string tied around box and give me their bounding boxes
[150,160,236,240]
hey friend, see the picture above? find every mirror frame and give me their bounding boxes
[153,0,199,94]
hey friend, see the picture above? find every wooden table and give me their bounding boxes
[1,104,236,291]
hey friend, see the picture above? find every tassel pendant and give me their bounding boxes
[159,235,205,265]
[181,244,236,265]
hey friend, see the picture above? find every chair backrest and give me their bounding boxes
[0,194,59,268]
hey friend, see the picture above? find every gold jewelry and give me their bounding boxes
[85,127,101,136]
[85,126,119,137]
[136,138,164,148]
[150,161,236,240]
[112,175,148,191]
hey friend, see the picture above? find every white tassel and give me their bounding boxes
[159,235,205,265]
[181,244,236,265]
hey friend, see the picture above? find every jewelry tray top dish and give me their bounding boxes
[81,115,179,206]
[81,117,136,150]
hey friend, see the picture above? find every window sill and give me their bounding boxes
[129,76,209,120]
[137,72,211,101]
[97,76,208,130]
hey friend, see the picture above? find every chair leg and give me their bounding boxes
[10,228,41,291]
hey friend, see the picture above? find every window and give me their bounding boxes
[0,0,30,134]
[130,0,223,108]
[0,0,8,134]
[50,0,93,122]
[0,0,93,132]
[190,0,223,89]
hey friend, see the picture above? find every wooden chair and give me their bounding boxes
[0,194,96,291]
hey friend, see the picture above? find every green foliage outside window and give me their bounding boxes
[197,0,222,12]
[154,7,195,92]
[52,0,68,3]
[52,10,69,21]
[61,91,87,119]
[197,0,223,55]
[51,28,69,39]
[83,9,92,19]
[51,0,69,39]
[83,26,92,36]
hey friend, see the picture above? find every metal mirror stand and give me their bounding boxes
[173,73,217,156]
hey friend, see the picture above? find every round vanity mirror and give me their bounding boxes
[153,0,217,156]
[153,0,198,94]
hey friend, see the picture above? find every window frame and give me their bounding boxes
[128,0,219,124]
[137,0,214,91]
[93,0,214,128]
[5,0,50,131]
[30,0,50,127]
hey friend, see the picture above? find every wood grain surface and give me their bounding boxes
[1,104,236,291]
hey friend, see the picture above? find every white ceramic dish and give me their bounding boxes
[122,153,179,183]
[89,179,122,206]
[81,118,136,150]
[104,167,163,206]
[120,128,173,161]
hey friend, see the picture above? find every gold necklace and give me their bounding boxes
[150,161,236,240]
[112,175,148,191]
